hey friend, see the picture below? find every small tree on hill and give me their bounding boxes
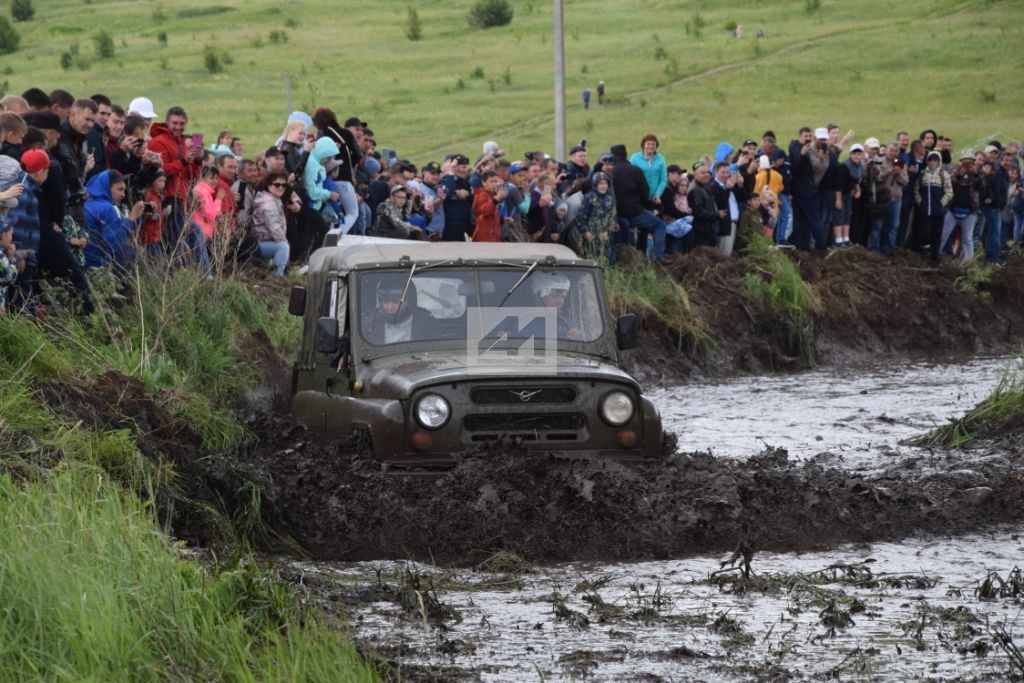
[0,17,20,54]
[404,6,422,41]
[94,30,114,59]
[11,0,34,22]
[467,0,513,29]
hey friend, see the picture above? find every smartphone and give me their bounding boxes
[190,133,204,149]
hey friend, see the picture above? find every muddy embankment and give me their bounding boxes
[620,248,1024,384]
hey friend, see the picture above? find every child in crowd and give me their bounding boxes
[471,171,507,242]
[0,215,21,315]
[574,171,617,261]
[140,171,168,251]
[83,170,145,277]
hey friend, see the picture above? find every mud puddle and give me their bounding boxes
[290,528,1024,681]
[246,355,1024,679]
[650,354,1017,468]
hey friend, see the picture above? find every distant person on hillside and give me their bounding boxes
[596,81,605,105]
[582,88,591,110]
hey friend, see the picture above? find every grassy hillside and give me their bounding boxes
[0,0,1020,163]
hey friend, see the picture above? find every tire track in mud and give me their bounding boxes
[242,418,1024,564]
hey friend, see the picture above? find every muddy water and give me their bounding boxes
[300,529,1022,681]
[650,355,1018,467]
[285,356,1023,680]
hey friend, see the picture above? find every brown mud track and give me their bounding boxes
[237,416,1024,565]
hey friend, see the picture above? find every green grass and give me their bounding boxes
[916,353,1024,448]
[605,262,716,357]
[741,234,822,362]
[0,0,1019,163]
[0,466,376,682]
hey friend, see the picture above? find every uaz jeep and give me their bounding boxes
[288,237,661,466]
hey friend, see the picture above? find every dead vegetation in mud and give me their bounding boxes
[620,248,1024,384]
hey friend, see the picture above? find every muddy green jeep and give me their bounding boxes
[288,237,662,467]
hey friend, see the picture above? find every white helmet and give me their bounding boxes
[531,273,571,298]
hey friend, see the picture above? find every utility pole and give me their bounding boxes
[552,0,566,161]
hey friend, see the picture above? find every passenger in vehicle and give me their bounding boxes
[531,273,580,340]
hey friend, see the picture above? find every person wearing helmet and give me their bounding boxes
[531,272,580,340]
[363,276,434,344]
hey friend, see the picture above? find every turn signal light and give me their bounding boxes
[411,431,433,451]
[617,429,638,449]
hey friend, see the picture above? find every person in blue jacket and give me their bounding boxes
[84,169,144,277]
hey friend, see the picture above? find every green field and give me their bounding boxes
[1,0,1020,164]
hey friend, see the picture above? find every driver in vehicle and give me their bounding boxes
[364,279,435,344]
[531,273,581,340]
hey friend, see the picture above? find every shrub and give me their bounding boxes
[203,45,222,73]
[268,29,287,44]
[724,19,738,32]
[157,31,167,45]
[93,29,114,59]
[404,6,422,41]
[467,0,513,29]
[59,51,72,70]
[10,0,34,22]
[0,17,20,53]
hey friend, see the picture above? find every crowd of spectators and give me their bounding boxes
[0,86,1021,317]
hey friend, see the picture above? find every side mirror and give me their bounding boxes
[314,317,339,354]
[288,286,306,317]
[616,314,638,351]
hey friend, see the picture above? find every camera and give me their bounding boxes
[143,202,157,214]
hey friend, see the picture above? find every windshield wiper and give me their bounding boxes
[396,259,458,310]
[497,260,538,308]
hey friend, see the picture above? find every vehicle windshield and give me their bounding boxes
[357,267,605,347]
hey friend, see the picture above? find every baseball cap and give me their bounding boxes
[814,127,829,140]
[390,184,408,196]
[422,161,442,174]
[508,161,528,175]
[263,146,284,158]
[864,137,881,149]
[849,143,865,153]
[959,150,974,161]
[127,96,156,120]
[451,154,469,165]
[758,155,771,170]
[482,140,501,156]
[344,116,367,128]
[743,138,757,147]
[691,161,706,172]
[983,144,999,154]
[569,144,586,155]
[666,164,683,174]
[20,149,50,174]
[926,151,942,162]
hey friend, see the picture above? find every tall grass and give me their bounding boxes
[741,234,822,362]
[0,466,376,682]
[604,262,716,358]
[915,354,1024,448]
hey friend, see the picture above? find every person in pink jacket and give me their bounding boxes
[187,165,222,273]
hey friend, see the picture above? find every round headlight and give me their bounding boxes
[600,391,635,426]
[415,394,451,429]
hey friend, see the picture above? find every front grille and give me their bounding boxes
[470,386,578,405]
[463,413,586,442]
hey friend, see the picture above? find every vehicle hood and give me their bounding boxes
[359,352,638,398]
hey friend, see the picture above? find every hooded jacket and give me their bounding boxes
[148,122,201,201]
[190,181,222,240]
[915,158,952,217]
[84,170,137,269]
[303,137,340,212]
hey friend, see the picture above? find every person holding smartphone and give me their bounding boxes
[148,105,205,252]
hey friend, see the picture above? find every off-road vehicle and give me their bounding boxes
[288,237,661,466]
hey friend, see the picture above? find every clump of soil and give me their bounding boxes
[623,249,1024,384]
[241,414,1024,565]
